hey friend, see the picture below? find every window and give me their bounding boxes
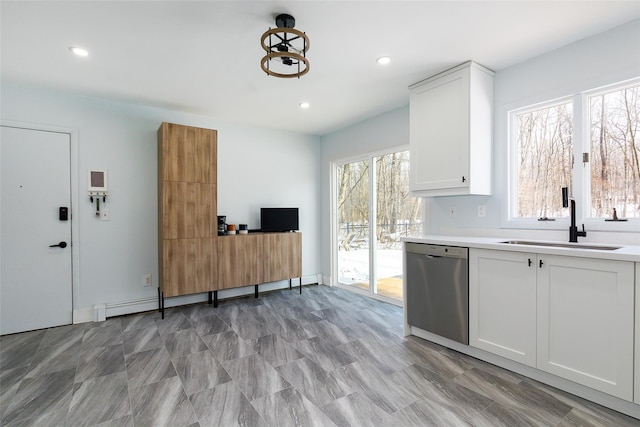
[509,79,639,227]
[589,84,640,218]
[335,149,422,302]
[514,101,573,219]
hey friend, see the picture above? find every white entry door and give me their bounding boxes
[1,126,72,335]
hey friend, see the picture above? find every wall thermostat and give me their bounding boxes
[88,169,108,195]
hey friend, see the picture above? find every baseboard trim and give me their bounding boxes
[74,274,321,322]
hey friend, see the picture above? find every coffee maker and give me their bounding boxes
[217,215,227,235]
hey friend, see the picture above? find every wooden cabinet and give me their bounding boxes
[469,249,537,367]
[470,248,635,401]
[217,232,302,289]
[409,61,493,196]
[158,122,218,297]
[537,255,634,401]
[158,122,303,306]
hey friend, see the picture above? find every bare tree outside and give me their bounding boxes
[514,83,639,221]
[515,102,573,218]
[337,150,422,300]
[590,84,640,218]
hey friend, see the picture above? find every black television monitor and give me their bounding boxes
[260,208,299,232]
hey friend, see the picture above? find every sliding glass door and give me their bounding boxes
[336,149,422,302]
[337,160,370,291]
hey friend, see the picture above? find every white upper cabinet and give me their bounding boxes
[409,61,493,196]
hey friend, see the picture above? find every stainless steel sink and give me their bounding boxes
[500,240,621,251]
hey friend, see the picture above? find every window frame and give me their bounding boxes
[505,78,639,232]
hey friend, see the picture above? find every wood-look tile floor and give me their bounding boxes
[1,285,638,426]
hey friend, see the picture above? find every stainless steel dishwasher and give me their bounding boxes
[405,242,469,344]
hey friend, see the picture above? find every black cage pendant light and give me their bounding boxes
[261,14,310,78]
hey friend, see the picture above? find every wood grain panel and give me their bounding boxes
[194,127,217,184]
[262,232,302,281]
[162,182,197,239]
[159,122,217,184]
[194,184,216,238]
[196,237,218,292]
[160,123,196,182]
[162,239,197,297]
[217,235,263,289]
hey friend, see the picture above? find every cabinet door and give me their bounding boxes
[537,255,634,400]
[162,239,197,297]
[410,67,469,193]
[217,235,262,289]
[162,183,216,239]
[469,249,537,367]
[159,123,217,184]
[162,238,217,296]
[261,233,302,282]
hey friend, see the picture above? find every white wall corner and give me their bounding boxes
[73,307,94,324]
[93,304,106,322]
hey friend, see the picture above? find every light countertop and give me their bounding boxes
[402,235,640,262]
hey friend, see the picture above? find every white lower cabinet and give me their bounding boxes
[469,249,537,367]
[470,249,635,401]
[537,255,634,401]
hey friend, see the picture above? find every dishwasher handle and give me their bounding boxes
[406,242,468,259]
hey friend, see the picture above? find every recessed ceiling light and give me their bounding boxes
[299,102,310,109]
[376,56,391,65]
[69,47,89,57]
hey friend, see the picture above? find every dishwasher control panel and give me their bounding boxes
[405,243,468,259]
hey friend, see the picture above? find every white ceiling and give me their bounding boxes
[2,1,639,135]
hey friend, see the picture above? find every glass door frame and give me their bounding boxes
[331,145,418,306]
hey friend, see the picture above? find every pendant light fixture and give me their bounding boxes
[261,14,310,78]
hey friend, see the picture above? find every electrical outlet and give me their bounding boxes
[100,209,110,221]
[143,273,152,287]
[448,207,456,217]
[478,205,486,217]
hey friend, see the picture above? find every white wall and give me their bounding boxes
[1,83,321,320]
[320,19,640,281]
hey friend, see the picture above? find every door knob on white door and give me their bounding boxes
[49,241,67,248]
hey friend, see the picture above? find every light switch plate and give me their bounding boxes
[100,209,110,221]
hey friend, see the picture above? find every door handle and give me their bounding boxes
[49,241,67,249]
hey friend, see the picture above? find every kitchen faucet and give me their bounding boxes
[562,187,587,243]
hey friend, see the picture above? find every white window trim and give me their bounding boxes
[504,79,639,233]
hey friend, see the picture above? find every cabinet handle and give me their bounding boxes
[462,176,466,183]
[539,259,544,268]
[528,258,532,267]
